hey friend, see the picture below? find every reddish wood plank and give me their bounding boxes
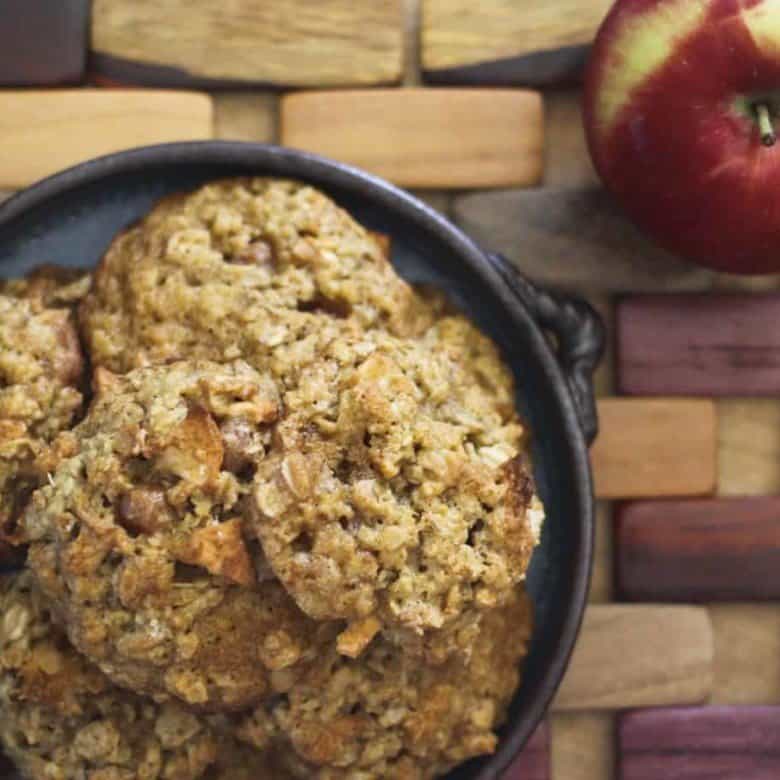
[617,497,780,602]
[0,1,88,85]
[503,722,549,780]
[618,294,780,396]
[620,706,780,780]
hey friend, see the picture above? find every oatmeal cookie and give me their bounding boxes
[22,361,333,710]
[238,587,533,780]
[80,179,435,377]
[0,571,220,780]
[1,265,92,308]
[251,318,543,659]
[0,277,86,548]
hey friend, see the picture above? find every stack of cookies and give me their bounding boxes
[0,179,543,780]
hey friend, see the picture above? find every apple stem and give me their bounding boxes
[755,103,777,147]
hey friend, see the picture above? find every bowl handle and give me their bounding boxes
[485,252,605,446]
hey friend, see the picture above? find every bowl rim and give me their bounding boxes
[0,140,594,779]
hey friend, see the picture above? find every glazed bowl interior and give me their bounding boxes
[0,143,592,780]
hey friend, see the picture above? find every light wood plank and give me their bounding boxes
[453,188,714,292]
[717,400,780,496]
[402,0,422,85]
[593,399,717,500]
[710,605,780,705]
[91,0,403,87]
[712,272,780,292]
[544,90,599,187]
[551,714,615,780]
[0,90,212,188]
[554,605,713,711]
[422,0,612,85]
[213,93,278,143]
[589,502,614,604]
[281,88,544,189]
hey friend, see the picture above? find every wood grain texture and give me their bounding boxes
[503,722,549,780]
[710,605,780,705]
[402,0,422,85]
[280,89,544,189]
[0,90,213,188]
[0,0,88,85]
[592,399,717,500]
[717,400,780,496]
[618,294,780,396]
[213,93,278,143]
[453,188,714,292]
[554,605,714,711]
[421,0,611,85]
[544,90,599,187]
[617,497,780,602]
[619,706,780,780]
[589,502,614,604]
[551,714,615,780]
[90,0,403,87]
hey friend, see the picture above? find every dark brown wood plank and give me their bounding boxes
[503,722,549,780]
[0,753,14,779]
[620,706,780,780]
[618,497,780,602]
[0,0,88,85]
[453,188,714,292]
[618,294,780,396]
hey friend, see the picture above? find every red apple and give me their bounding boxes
[584,0,780,274]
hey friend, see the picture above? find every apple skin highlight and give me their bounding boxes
[585,0,780,274]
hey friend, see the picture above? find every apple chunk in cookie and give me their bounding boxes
[22,360,334,711]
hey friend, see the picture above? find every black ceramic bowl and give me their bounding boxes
[0,142,603,780]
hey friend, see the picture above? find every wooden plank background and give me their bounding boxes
[90,0,404,87]
[1,2,780,779]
